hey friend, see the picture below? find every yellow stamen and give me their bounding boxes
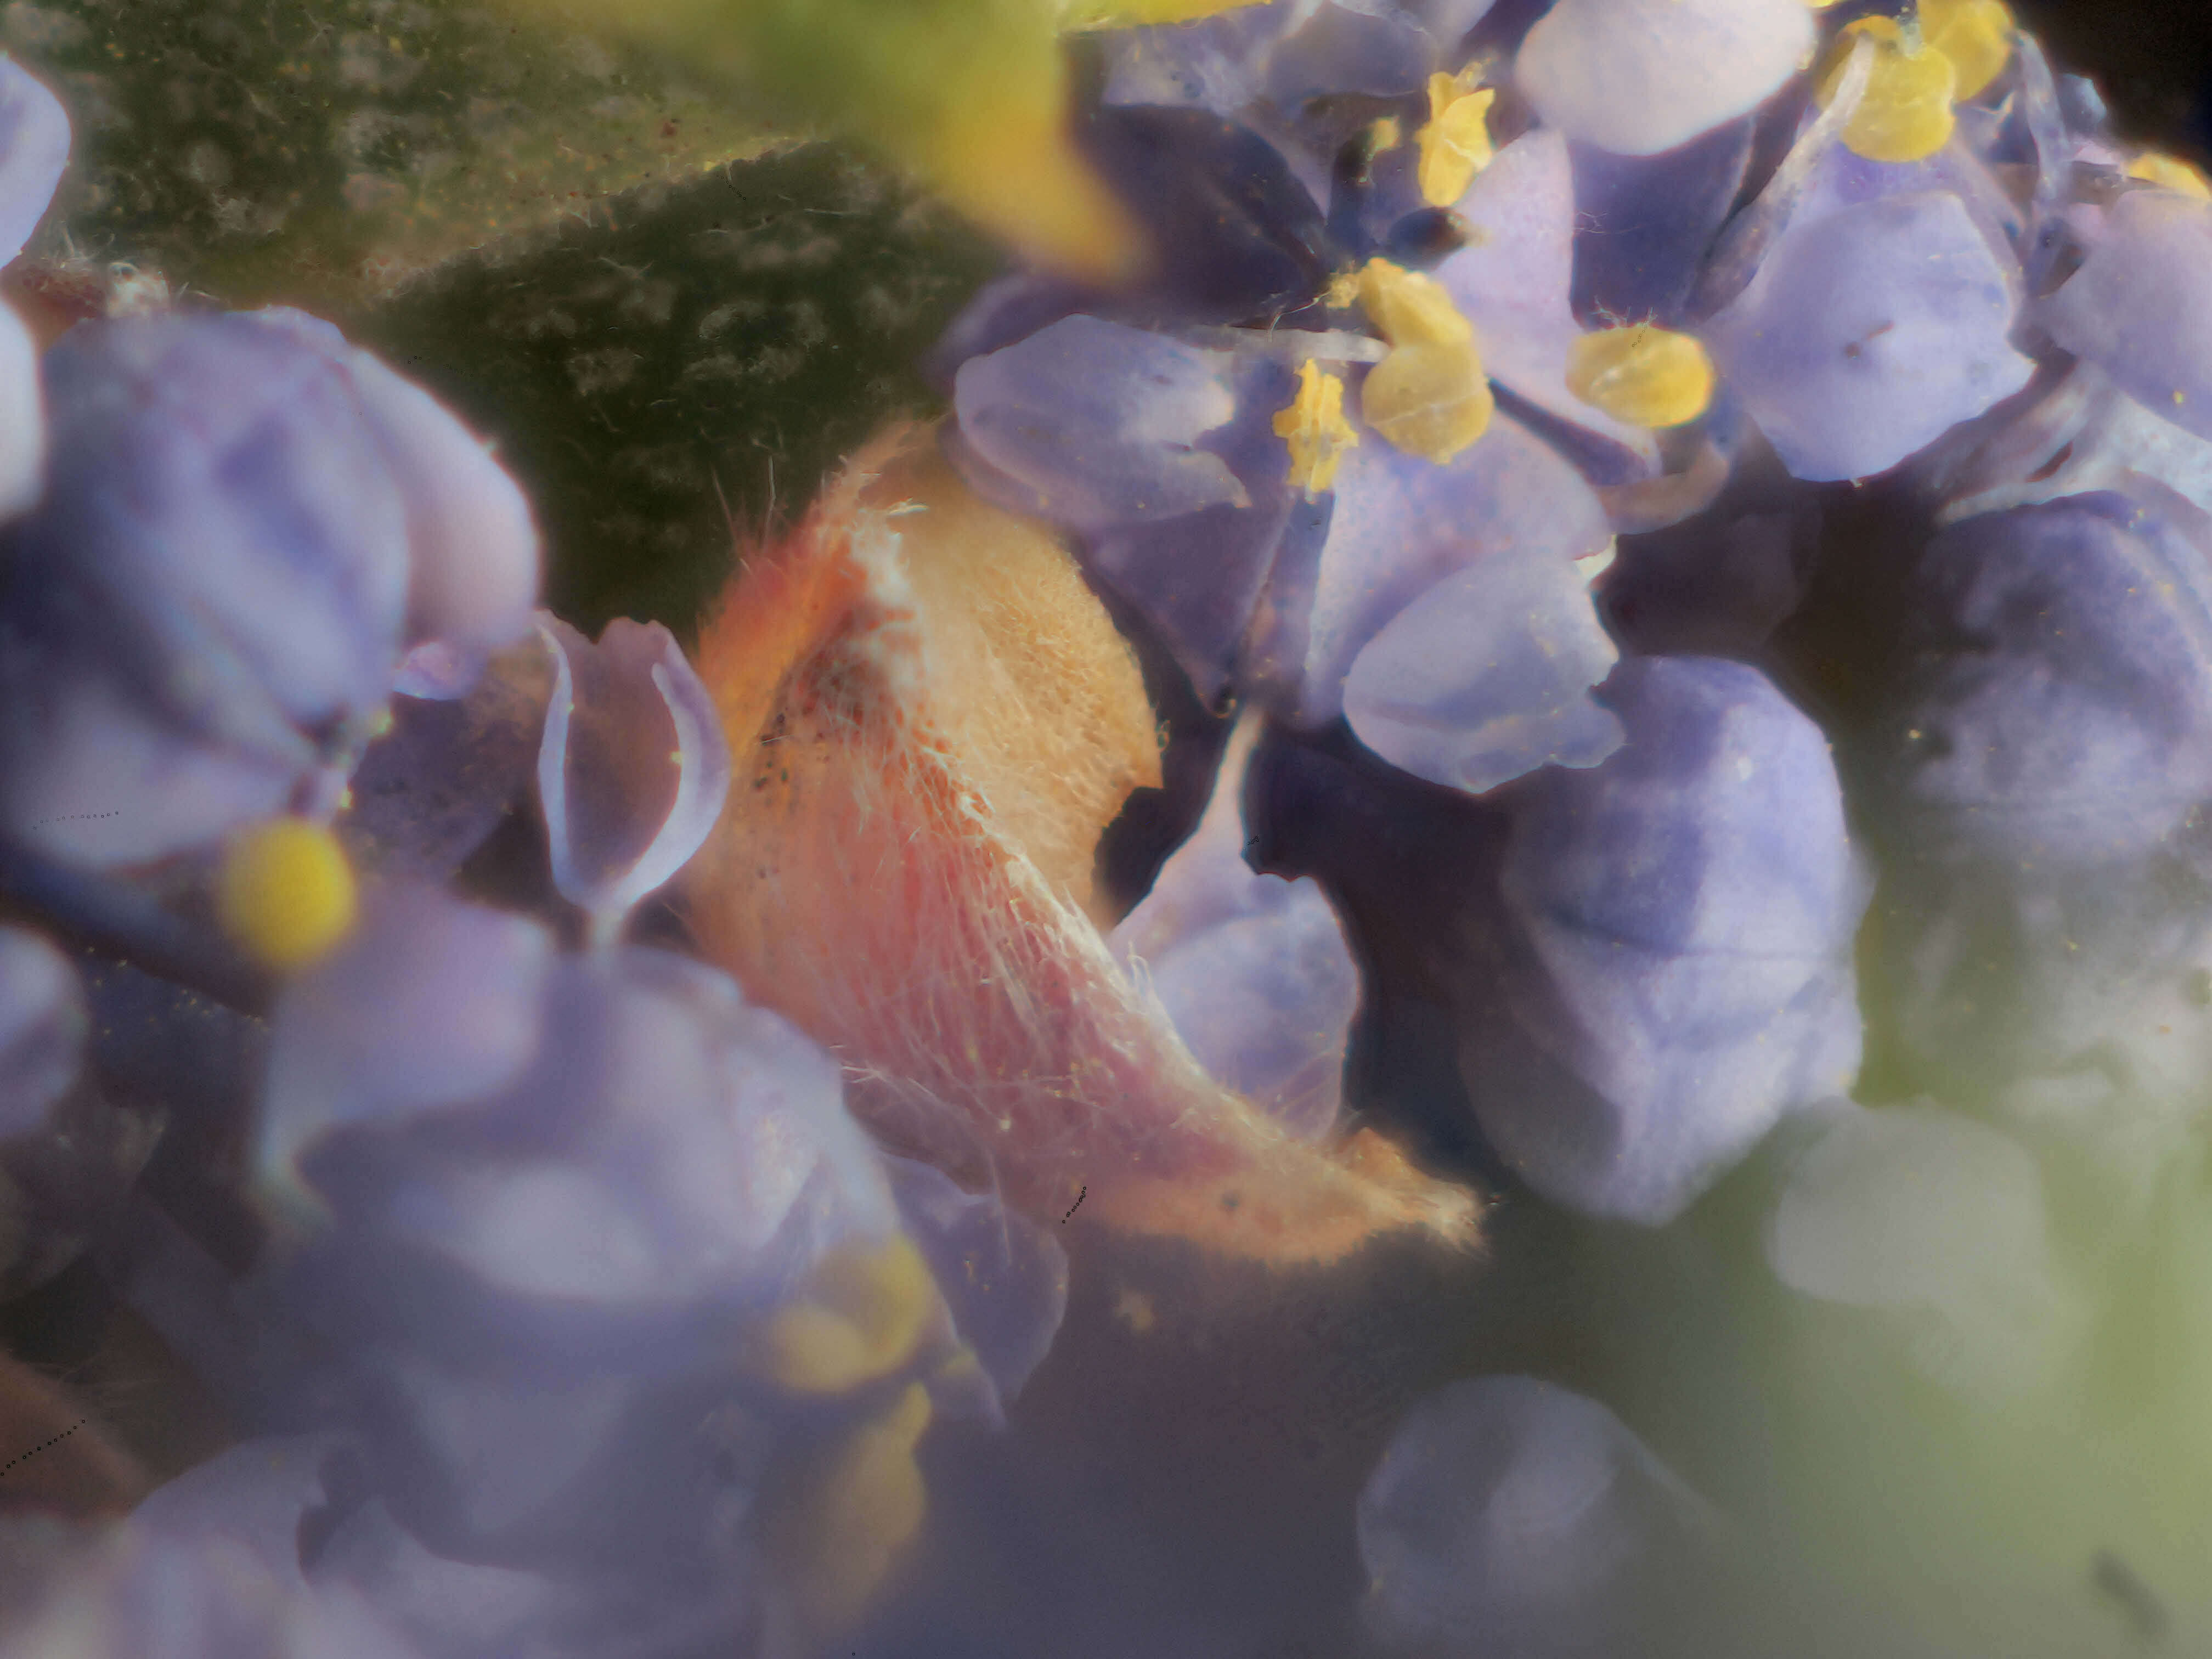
[1918,0,2013,102]
[217,819,358,971]
[758,1235,939,1395]
[2129,152,2212,202]
[1352,259,1493,461]
[1815,16,1959,165]
[1565,325,1717,429]
[1356,257,1475,349]
[1416,73,1497,207]
[1361,341,1494,464]
[1273,360,1361,496]
[776,1381,934,1634]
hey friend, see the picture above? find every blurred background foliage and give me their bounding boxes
[3,0,1001,638]
[0,0,2207,641]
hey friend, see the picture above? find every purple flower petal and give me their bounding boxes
[2037,188,2212,444]
[1342,543,1625,795]
[1295,411,1613,726]
[953,315,1249,532]
[1514,0,1814,158]
[534,614,732,930]
[1437,129,1660,469]
[1358,1375,1724,1655]
[247,309,541,698]
[1702,191,2036,482]
[0,314,414,866]
[1468,657,1868,1223]
[882,1153,1068,1414]
[1111,719,1360,1137]
[0,57,69,267]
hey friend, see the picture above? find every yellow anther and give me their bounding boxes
[1348,259,1491,460]
[1416,74,1497,207]
[1361,339,1494,464]
[1324,268,1364,311]
[1918,0,2013,101]
[777,1381,934,1634]
[217,819,358,971]
[1366,116,1402,160]
[2129,152,2212,202]
[1814,16,1958,165]
[1273,360,1361,496]
[1565,324,1717,429]
[758,1235,938,1395]
[1356,257,1474,349]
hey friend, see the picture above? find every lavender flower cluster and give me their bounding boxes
[2,0,2211,1655]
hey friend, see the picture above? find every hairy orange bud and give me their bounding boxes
[682,428,1478,1265]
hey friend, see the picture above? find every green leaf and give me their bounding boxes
[5,0,777,308]
[342,142,997,637]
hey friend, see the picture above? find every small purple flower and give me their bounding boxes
[1701,189,2036,482]
[533,613,731,939]
[1358,1374,1727,1656]
[0,318,396,866]
[2035,186,2212,444]
[1462,656,1867,1223]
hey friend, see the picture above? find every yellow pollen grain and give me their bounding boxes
[1273,360,1360,496]
[217,819,358,971]
[1815,16,1959,165]
[1416,74,1496,207]
[1565,325,1716,428]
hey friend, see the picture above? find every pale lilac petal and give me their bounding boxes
[1113,718,1359,1137]
[1703,193,2036,482]
[247,309,541,696]
[1342,547,1624,795]
[2037,188,2212,444]
[882,1154,1069,1413]
[0,57,69,266]
[1359,1376,1724,1655]
[1514,0,1814,158]
[952,315,1249,533]
[1297,412,1613,726]
[1471,657,1869,1223]
[259,884,555,1209]
[534,614,732,928]
[1437,131,1660,469]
